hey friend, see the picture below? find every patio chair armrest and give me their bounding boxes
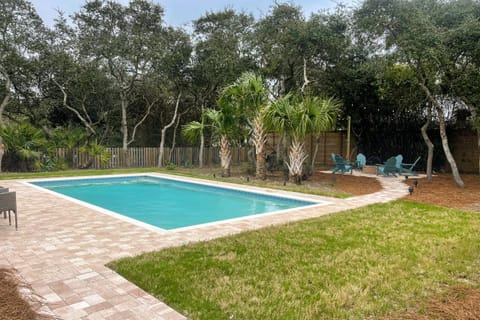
[402,157,421,169]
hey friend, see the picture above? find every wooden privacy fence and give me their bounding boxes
[55,147,250,169]
[55,131,352,169]
[266,131,352,166]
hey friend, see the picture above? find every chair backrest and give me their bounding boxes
[334,154,346,165]
[394,154,403,170]
[383,157,398,174]
[356,153,366,168]
[0,191,16,212]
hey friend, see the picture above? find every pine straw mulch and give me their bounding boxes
[246,170,384,196]
[0,268,55,320]
[308,171,383,195]
[402,173,480,211]
[387,286,480,320]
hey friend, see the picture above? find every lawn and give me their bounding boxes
[109,201,480,320]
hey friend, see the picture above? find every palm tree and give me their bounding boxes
[264,94,340,184]
[218,72,269,179]
[184,73,267,177]
[182,118,206,168]
[50,126,87,167]
[183,107,238,177]
[0,123,47,171]
[310,97,343,173]
[205,108,238,177]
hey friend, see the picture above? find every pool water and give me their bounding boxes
[32,175,318,230]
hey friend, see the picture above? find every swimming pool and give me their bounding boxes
[30,175,323,230]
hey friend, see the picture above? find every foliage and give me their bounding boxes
[253,3,306,95]
[166,162,176,170]
[0,123,47,171]
[264,93,340,182]
[0,0,478,174]
[182,121,204,144]
[79,141,111,167]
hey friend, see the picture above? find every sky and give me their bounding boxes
[30,0,355,28]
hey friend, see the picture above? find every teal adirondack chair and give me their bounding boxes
[331,153,353,174]
[376,157,398,177]
[395,155,420,176]
[356,153,366,170]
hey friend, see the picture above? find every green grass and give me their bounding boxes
[109,201,480,320]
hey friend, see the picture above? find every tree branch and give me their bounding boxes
[52,78,96,135]
[127,96,156,146]
[163,93,182,133]
[0,69,11,126]
[301,58,310,93]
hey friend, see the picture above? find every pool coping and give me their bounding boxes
[1,172,410,319]
[23,173,332,233]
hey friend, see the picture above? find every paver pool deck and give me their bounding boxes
[0,172,410,319]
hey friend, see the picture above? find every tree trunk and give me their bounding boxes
[252,113,267,180]
[0,73,12,173]
[120,93,129,167]
[256,150,266,180]
[219,134,231,177]
[287,137,308,185]
[0,74,10,125]
[436,106,464,187]
[158,130,166,168]
[420,107,434,181]
[168,114,182,163]
[198,104,205,168]
[418,82,464,187]
[199,131,205,168]
[0,136,4,172]
[158,93,181,167]
[477,129,480,175]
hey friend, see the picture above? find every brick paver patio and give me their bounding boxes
[0,172,410,319]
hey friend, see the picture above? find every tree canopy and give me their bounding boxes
[1,0,478,182]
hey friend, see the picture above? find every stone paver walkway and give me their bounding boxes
[0,172,410,319]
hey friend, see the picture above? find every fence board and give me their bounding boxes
[55,132,353,170]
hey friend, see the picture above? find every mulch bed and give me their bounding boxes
[0,268,52,320]
[309,171,383,195]
[387,286,480,319]
[402,174,480,211]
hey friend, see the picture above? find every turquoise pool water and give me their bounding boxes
[32,175,317,230]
